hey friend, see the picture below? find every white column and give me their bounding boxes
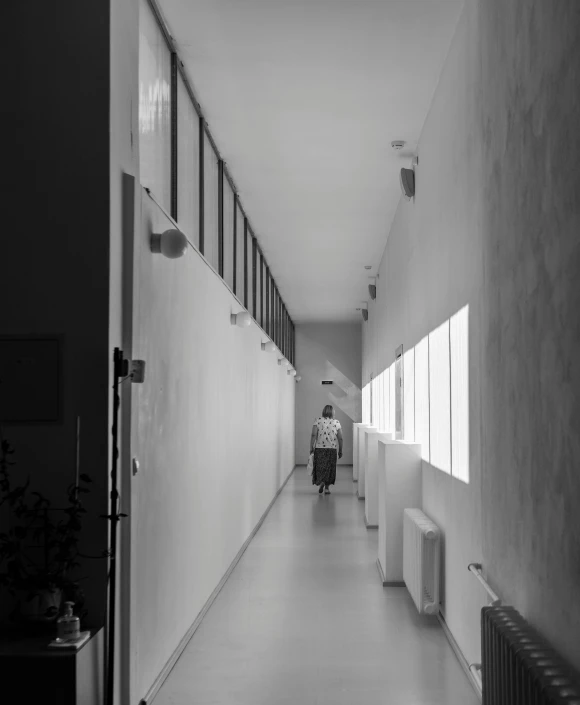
[364,431,392,528]
[357,425,374,499]
[377,440,422,585]
[352,423,370,482]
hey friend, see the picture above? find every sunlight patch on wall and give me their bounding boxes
[450,305,470,483]
[325,362,362,422]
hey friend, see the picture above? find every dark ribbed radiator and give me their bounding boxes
[482,606,580,705]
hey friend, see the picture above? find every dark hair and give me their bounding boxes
[322,405,334,418]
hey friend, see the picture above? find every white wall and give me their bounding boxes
[363,0,580,673]
[130,189,295,702]
[295,323,362,465]
[361,0,478,668]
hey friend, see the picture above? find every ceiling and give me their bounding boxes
[158,0,464,322]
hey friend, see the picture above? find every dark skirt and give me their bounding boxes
[312,448,337,486]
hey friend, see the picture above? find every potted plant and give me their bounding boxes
[0,434,91,627]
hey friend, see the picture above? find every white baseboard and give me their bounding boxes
[139,466,296,705]
[437,612,482,702]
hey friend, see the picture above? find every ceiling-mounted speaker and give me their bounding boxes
[400,168,415,200]
[368,284,376,300]
[362,309,368,322]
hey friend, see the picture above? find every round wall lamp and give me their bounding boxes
[278,358,289,366]
[400,168,415,200]
[295,376,302,382]
[261,341,276,353]
[230,312,251,327]
[287,369,297,376]
[151,228,188,259]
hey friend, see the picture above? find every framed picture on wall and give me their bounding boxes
[0,335,63,424]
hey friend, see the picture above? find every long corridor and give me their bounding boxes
[154,467,479,705]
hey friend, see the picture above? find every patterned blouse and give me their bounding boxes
[314,417,342,449]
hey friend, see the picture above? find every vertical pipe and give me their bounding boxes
[75,416,81,499]
[106,348,123,705]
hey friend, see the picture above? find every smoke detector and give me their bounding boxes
[391,140,406,151]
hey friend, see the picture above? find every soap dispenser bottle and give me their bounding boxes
[56,601,80,640]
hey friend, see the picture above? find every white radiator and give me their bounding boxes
[403,508,440,615]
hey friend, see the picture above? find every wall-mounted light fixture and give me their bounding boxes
[400,167,415,200]
[368,277,377,300]
[151,228,188,259]
[287,369,297,376]
[360,301,369,322]
[295,376,302,382]
[230,311,251,327]
[278,358,289,366]
[261,341,276,353]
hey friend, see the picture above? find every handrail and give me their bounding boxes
[468,563,501,606]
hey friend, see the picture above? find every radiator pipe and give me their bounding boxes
[468,563,501,606]
[469,663,483,697]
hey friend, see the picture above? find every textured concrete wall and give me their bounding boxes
[363,0,580,670]
[479,0,580,670]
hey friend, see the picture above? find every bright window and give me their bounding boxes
[415,336,430,461]
[404,347,415,442]
[429,320,451,473]
[203,133,219,270]
[223,177,235,290]
[450,305,470,483]
[139,0,171,209]
[176,75,199,246]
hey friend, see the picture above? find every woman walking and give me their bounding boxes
[310,405,343,494]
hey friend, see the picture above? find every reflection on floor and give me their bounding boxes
[153,466,479,705]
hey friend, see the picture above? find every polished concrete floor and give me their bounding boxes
[153,466,479,705]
